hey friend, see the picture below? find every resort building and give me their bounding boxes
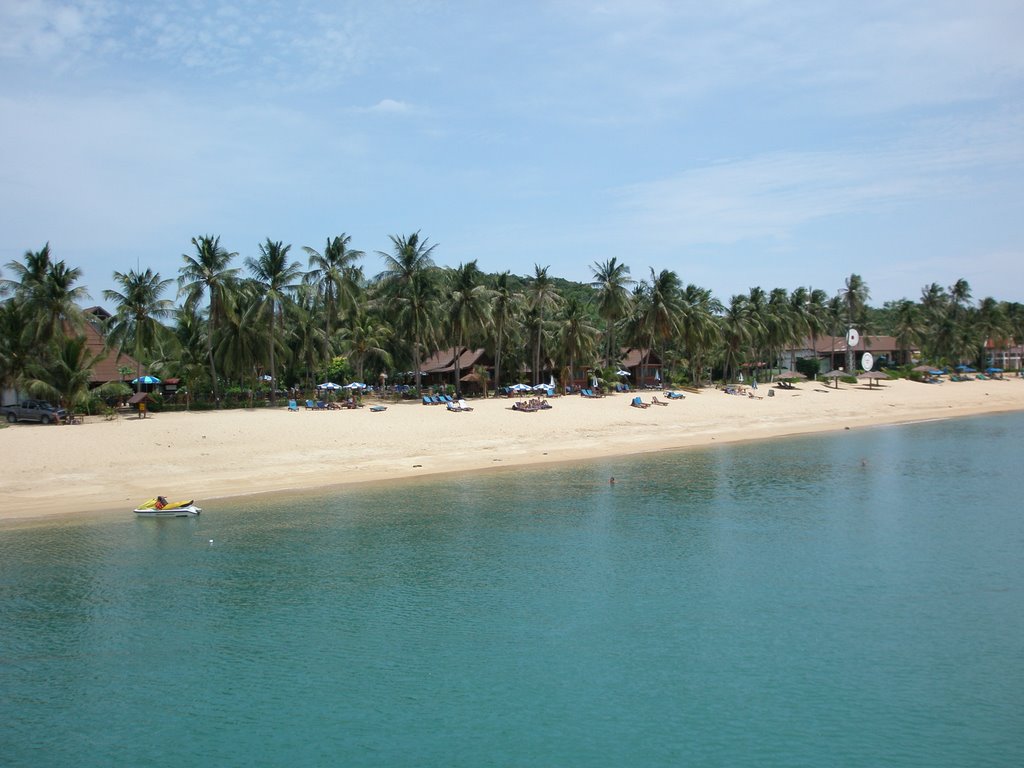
[781,335,913,373]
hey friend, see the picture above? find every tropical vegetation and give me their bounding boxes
[3,236,1023,413]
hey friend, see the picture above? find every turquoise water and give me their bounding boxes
[2,414,1023,767]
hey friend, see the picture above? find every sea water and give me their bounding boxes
[1,413,1022,767]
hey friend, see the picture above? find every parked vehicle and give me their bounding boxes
[1,400,67,425]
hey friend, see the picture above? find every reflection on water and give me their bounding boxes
[2,414,1023,767]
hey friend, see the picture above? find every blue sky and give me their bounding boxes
[2,0,1023,307]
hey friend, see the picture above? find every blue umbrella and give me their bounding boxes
[317,382,341,390]
[132,375,161,384]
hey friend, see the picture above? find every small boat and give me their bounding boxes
[134,498,202,517]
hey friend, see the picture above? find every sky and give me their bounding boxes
[2,0,1023,308]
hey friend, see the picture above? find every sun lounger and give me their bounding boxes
[369,405,387,412]
[651,396,668,406]
[422,395,433,405]
[316,400,328,410]
[665,391,685,399]
[457,399,474,412]
[305,399,316,410]
[288,400,299,411]
[630,396,650,409]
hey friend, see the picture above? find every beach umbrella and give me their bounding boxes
[533,383,550,391]
[820,369,845,389]
[344,382,366,389]
[775,370,805,380]
[318,382,341,390]
[857,370,890,388]
[615,369,631,377]
[912,364,936,373]
[654,369,661,382]
[132,375,161,384]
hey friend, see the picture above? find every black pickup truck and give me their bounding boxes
[1,400,67,424]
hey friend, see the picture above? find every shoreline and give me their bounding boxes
[3,377,1023,527]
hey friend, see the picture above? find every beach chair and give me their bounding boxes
[666,391,685,399]
[422,395,433,405]
[288,399,299,412]
[630,396,650,409]
[316,400,328,410]
[369,405,387,412]
[305,399,316,410]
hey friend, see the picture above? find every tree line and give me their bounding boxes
[2,235,1022,411]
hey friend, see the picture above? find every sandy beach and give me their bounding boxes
[3,377,1023,524]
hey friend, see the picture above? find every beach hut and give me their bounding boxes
[127,392,155,419]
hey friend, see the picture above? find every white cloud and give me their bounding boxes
[611,111,1024,247]
[359,99,414,115]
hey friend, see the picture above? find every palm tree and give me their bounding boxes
[842,273,870,372]
[640,268,682,370]
[679,284,722,386]
[557,295,598,390]
[5,244,89,347]
[303,234,364,361]
[165,305,211,409]
[974,297,1008,368]
[590,258,633,363]
[525,265,562,384]
[805,288,829,372]
[446,261,493,393]
[245,240,304,405]
[215,282,268,390]
[949,278,972,321]
[375,232,438,391]
[289,285,328,388]
[394,270,441,386]
[24,334,102,414]
[179,235,239,406]
[720,294,754,383]
[490,271,522,391]
[0,297,36,394]
[338,305,393,384]
[103,268,175,384]
[892,299,925,367]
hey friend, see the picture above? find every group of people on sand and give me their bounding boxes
[512,398,552,412]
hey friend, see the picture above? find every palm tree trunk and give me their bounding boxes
[268,307,277,406]
[494,319,504,391]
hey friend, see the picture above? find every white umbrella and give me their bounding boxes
[344,382,366,389]
[615,369,630,376]
[318,382,341,389]
[533,383,549,391]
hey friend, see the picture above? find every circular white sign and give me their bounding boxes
[861,352,874,371]
[847,328,860,347]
